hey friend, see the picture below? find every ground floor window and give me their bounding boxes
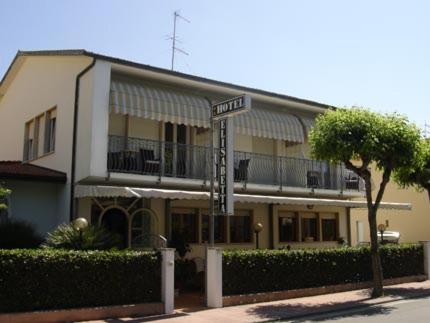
[201,212,227,243]
[229,210,252,243]
[171,209,198,243]
[279,211,297,242]
[321,213,338,241]
[90,197,158,249]
[301,213,318,242]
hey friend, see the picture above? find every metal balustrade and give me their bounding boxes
[108,135,362,192]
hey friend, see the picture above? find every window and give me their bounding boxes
[321,214,338,241]
[44,108,56,153]
[229,210,252,243]
[201,212,227,243]
[171,210,198,243]
[301,213,317,242]
[279,212,298,242]
[23,120,37,161]
[131,209,155,247]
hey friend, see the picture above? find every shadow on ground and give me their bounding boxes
[246,285,430,322]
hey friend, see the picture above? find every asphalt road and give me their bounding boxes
[281,295,430,323]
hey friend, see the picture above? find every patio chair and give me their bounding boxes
[107,152,123,171]
[234,159,250,182]
[140,149,160,174]
[307,171,321,188]
[345,173,360,190]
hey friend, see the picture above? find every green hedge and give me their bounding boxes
[0,249,161,313]
[223,244,424,296]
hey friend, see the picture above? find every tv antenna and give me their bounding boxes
[167,10,190,71]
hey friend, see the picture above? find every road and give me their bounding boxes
[282,295,430,322]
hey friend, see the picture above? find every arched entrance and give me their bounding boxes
[130,208,160,249]
[101,207,129,249]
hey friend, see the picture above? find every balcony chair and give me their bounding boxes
[140,149,160,174]
[307,171,321,188]
[234,159,250,182]
[345,173,360,190]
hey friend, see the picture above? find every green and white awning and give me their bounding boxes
[110,79,306,143]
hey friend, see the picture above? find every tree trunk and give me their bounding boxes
[427,189,430,203]
[368,207,384,297]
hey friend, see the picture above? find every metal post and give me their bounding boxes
[209,116,215,247]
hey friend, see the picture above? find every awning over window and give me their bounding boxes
[301,117,315,137]
[110,79,210,128]
[75,185,411,210]
[109,79,306,143]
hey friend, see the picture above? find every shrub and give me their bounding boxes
[0,249,161,313]
[223,244,424,296]
[0,218,43,249]
[43,223,121,250]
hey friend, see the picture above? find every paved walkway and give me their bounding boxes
[85,280,430,323]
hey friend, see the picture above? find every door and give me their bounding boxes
[102,208,128,249]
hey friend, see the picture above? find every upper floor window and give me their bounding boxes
[23,107,56,161]
[44,108,56,153]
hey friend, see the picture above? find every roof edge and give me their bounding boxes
[1,49,333,110]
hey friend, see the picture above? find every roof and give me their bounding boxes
[0,49,333,110]
[0,161,67,183]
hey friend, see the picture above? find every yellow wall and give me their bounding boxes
[0,55,93,178]
[129,117,159,140]
[350,168,429,245]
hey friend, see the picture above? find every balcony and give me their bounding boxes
[107,135,362,192]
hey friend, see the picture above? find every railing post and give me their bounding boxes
[160,248,175,314]
[160,141,165,180]
[340,162,344,193]
[206,247,223,308]
[279,156,283,191]
[421,241,430,279]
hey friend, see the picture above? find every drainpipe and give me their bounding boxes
[69,58,96,222]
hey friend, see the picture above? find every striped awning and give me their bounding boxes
[110,79,305,143]
[75,185,412,210]
[301,117,315,137]
[235,107,304,143]
[110,79,210,128]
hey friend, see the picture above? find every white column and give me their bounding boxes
[160,248,175,314]
[206,247,223,308]
[421,241,430,279]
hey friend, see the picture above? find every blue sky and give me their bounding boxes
[1,0,429,129]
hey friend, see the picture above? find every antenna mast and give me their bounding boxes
[169,10,190,71]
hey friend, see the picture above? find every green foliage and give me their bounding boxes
[223,244,423,295]
[0,218,43,249]
[0,184,10,210]
[309,108,422,172]
[395,139,430,193]
[43,223,122,250]
[0,249,161,312]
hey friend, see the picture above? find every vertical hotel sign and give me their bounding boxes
[212,95,251,215]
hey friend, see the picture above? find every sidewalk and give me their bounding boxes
[85,280,430,323]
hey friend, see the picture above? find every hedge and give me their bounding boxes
[223,244,424,296]
[0,249,161,313]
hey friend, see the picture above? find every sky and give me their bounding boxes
[1,0,429,130]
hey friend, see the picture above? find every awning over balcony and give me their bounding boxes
[75,185,411,210]
[110,79,306,143]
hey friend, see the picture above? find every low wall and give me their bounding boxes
[0,302,164,323]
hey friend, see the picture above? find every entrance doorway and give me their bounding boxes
[101,208,128,248]
[165,122,188,176]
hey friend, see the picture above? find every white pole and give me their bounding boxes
[160,248,175,314]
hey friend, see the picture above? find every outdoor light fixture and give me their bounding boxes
[254,222,263,249]
[378,223,386,244]
[73,217,88,231]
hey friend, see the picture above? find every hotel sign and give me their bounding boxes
[218,118,234,215]
[212,95,251,216]
[212,94,251,119]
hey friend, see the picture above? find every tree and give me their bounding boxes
[309,108,422,297]
[394,139,430,200]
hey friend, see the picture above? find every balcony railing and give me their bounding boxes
[107,135,362,192]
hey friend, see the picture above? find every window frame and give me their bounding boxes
[171,208,199,244]
[278,211,298,242]
[228,209,253,244]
